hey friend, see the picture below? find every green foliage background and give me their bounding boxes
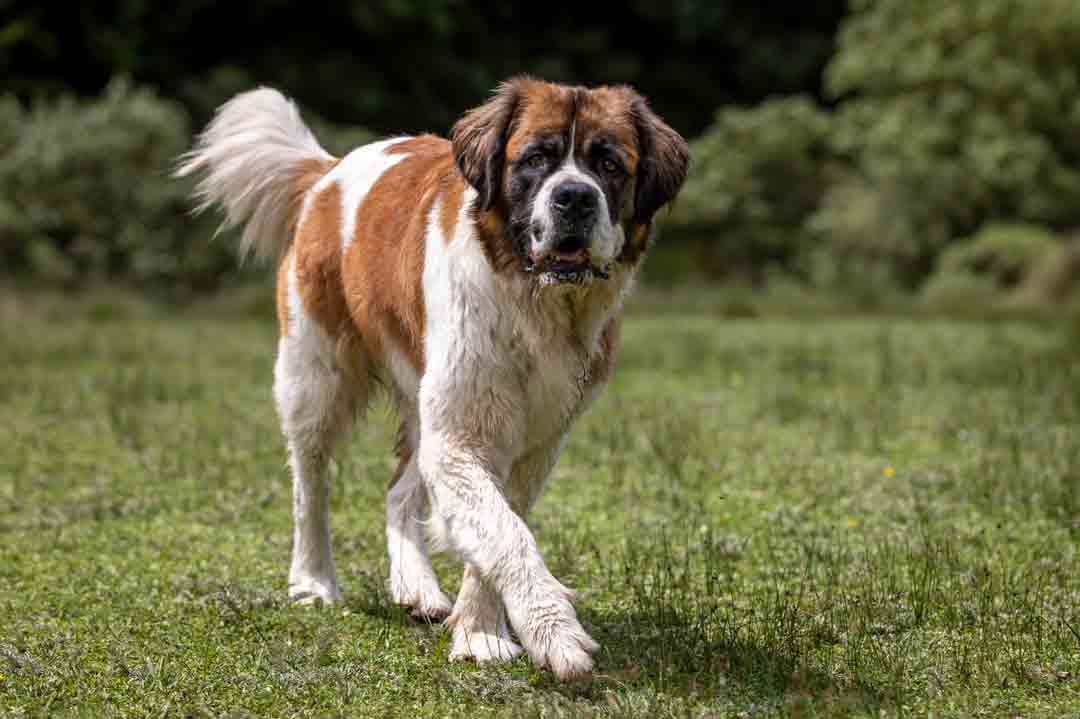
[673,0,1080,304]
[3,0,1080,305]
[0,80,226,293]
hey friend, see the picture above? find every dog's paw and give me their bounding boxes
[532,619,599,680]
[449,626,524,663]
[516,585,600,681]
[388,574,454,621]
[288,576,343,606]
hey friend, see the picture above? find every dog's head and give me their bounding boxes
[451,77,689,285]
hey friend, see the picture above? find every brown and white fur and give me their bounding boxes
[176,77,688,680]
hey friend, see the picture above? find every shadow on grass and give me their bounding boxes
[573,606,881,714]
[337,559,878,712]
[532,524,892,714]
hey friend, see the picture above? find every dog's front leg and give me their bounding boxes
[417,433,598,680]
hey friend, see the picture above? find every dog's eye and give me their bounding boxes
[600,158,621,175]
[525,154,546,169]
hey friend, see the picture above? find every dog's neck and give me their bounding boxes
[510,261,634,357]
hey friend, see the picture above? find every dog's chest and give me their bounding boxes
[513,322,591,445]
[421,226,622,457]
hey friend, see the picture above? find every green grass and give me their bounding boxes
[2,289,1079,718]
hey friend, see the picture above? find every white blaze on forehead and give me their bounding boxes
[325,137,410,251]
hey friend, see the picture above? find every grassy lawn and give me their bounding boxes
[2,289,1079,718]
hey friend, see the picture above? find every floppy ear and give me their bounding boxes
[451,80,521,212]
[632,97,690,224]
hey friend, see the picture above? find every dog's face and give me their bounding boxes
[451,78,689,285]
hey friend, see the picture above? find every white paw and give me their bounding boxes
[388,573,454,620]
[288,575,343,606]
[516,586,600,680]
[449,626,524,663]
[531,618,599,680]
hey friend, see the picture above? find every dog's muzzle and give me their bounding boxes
[527,182,610,284]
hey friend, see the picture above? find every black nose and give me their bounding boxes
[552,182,598,219]
[554,235,585,254]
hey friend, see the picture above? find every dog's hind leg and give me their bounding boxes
[385,411,453,620]
[275,258,364,605]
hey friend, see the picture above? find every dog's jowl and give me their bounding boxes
[177,77,688,680]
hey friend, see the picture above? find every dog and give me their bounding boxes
[177,77,688,680]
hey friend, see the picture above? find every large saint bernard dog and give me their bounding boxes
[178,77,688,679]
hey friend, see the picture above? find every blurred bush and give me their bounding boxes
[0,78,232,294]
[919,268,1002,311]
[921,224,1062,308]
[0,78,373,296]
[1013,233,1080,308]
[670,96,834,284]
[936,224,1061,289]
[673,0,1080,304]
[819,0,1080,289]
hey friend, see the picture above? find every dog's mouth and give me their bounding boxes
[526,234,610,285]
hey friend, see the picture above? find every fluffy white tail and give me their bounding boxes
[175,87,335,261]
